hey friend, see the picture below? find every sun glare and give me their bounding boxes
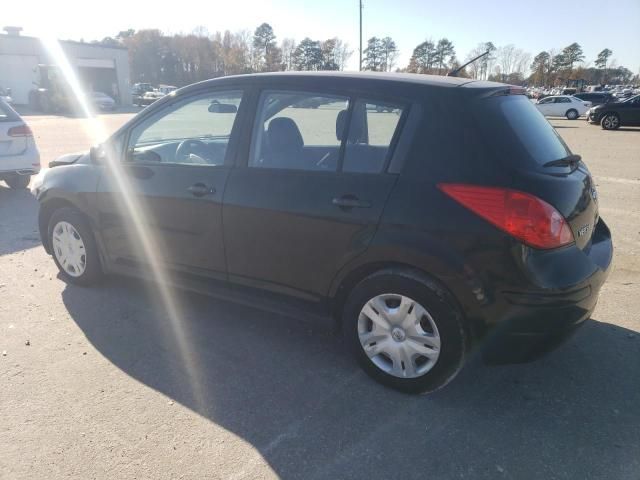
[39,35,207,411]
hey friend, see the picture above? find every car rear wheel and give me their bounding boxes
[48,207,103,285]
[343,270,467,394]
[601,113,620,130]
[4,174,31,189]
[566,109,579,120]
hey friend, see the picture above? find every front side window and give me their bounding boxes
[557,97,571,103]
[128,90,243,166]
[342,100,404,173]
[250,91,349,171]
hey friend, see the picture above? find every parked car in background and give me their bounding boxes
[33,72,612,394]
[91,91,116,111]
[587,94,640,129]
[139,90,165,106]
[574,92,613,106]
[131,83,154,106]
[158,85,177,96]
[535,95,591,119]
[0,99,40,189]
[0,87,13,105]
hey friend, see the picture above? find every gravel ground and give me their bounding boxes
[0,113,639,479]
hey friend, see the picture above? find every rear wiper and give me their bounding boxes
[543,154,581,168]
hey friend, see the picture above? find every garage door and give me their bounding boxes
[0,54,39,105]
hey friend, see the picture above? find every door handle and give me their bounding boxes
[187,183,216,197]
[332,195,371,209]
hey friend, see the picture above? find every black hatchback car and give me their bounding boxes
[34,72,612,393]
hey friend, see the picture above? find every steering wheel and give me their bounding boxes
[175,139,209,163]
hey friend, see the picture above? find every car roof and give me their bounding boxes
[180,71,508,92]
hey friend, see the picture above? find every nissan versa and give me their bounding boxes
[33,72,613,393]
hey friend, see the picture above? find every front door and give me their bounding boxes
[223,89,408,300]
[96,89,245,279]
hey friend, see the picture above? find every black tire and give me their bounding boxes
[5,174,30,189]
[601,113,620,130]
[343,270,467,394]
[48,207,103,286]
[565,109,579,120]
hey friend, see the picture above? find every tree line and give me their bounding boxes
[100,24,353,87]
[96,26,638,87]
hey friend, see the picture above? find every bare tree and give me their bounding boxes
[334,39,353,71]
[280,38,297,71]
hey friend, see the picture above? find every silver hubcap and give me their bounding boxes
[52,221,87,277]
[358,294,441,379]
[604,115,618,128]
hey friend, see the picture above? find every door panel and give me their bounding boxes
[223,168,396,298]
[96,164,230,278]
[222,91,407,300]
[95,89,245,279]
[620,100,640,124]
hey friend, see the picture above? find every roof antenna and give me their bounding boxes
[447,50,490,77]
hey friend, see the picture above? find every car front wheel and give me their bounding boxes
[343,270,467,394]
[48,207,103,285]
[601,113,620,130]
[566,109,579,120]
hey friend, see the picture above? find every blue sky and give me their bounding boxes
[7,0,640,73]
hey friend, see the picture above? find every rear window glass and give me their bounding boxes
[0,100,19,122]
[473,94,571,166]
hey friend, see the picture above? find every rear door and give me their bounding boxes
[222,89,408,300]
[96,89,245,279]
[553,96,571,116]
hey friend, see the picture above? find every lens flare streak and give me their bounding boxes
[40,36,207,410]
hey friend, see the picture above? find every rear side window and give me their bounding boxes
[473,94,571,167]
[0,100,19,122]
[250,91,349,171]
[342,100,404,173]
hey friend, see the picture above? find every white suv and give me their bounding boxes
[0,100,40,189]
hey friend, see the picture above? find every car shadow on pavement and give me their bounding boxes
[61,277,640,480]
[0,185,41,256]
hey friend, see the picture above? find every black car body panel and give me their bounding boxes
[35,72,613,364]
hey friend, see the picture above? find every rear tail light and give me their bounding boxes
[438,183,574,249]
[7,124,33,137]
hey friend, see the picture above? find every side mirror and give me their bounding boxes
[208,101,237,113]
[5,88,11,96]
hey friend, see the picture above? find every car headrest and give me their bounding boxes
[267,117,304,152]
[336,108,365,143]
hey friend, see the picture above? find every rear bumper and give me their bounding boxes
[0,148,41,176]
[480,219,613,364]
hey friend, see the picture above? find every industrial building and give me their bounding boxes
[0,26,131,107]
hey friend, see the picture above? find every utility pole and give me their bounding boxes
[359,0,363,71]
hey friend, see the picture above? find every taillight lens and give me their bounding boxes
[438,183,574,249]
[8,124,33,137]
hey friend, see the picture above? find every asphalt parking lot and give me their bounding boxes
[1,113,639,479]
